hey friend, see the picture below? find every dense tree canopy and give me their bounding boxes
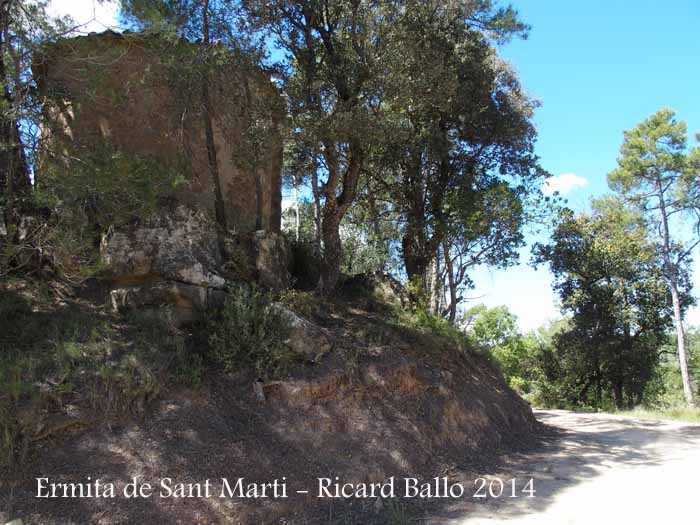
[608,109,700,406]
[533,198,689,408]
[2,1,699,415]
[369,0,542,305]
[243,0,542,296]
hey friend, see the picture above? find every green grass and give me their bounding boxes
[614,405,700,423]
[0,281,204,471]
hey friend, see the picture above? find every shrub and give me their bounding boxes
[13,144,188,281]
[288,239,320,290]
[37,143,186,230]
[208,284,294,378]
[276,289,318,319]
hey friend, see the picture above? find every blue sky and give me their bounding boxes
[49,0,700,331]
[469,0,700,331]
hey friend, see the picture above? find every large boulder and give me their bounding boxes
[277,306,332,362]
[101,205,225,289]
[101,206,290,324]
[101,205,226,322]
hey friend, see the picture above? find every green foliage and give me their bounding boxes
[340,220,391,277]
[388,299,470,353]
[281,199,315,243]
[38,144,186,231]
[369,0,542,301]
[2,142,187,281]
[608,108,698,199]
[413,309,469,349]
[122,1,542,297]
[0,283,204,469]
[607,108,700,406]
[282,195,394,286]
[208,283,294,378]
[464,304,545,396]
[533,199,679,409]
[0,0,74,199]
[641,329,700,409]
[339,185,401,277]
[276,289,318,319]
[405,275,430,310]
[280,199,322,290]
[4,145,184,281]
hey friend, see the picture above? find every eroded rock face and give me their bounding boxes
[254,231,289,291]
[101,206,290,324]
[33,31,291,321]
[34,30,284,234]
[109,281,226,325]
[102,205,225,289]
[101,206,226,322]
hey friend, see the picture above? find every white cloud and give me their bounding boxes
[47,0,120,33]
[542,172,589,196]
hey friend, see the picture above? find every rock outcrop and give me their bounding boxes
[101,205,290,323]
[277,306,333,362]
[33,31,290,311]
[101,205,226,323]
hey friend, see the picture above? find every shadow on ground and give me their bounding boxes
[427,409,700,524]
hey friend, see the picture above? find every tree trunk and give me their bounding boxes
[367,190,385,272]
[613,381,624,410]
[316,142,363,295]
[317,205,341,295]
[1,0,30,251]
[310,154,322,254]
[200,0,228,249]
[293,183,300,242]
[443,238,457,322]
[656,179,694,406]
[670,283,693,404]
[253,155,262,230]
[429,254,441,315]
[401,232,429,284]
[400,153,445,302]
[0,0,30,202]
[401,155,428,286]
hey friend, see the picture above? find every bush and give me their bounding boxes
[288,239,321,290]
[208,284,294,378]
[12,144,188,281]
[390,303,471,353]
[37,143,186,230]
[276,288,318,319]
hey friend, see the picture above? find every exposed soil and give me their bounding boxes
[426,409,700,524]
[0,291,540,524]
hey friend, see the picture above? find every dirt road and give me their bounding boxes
[431,409,700,524]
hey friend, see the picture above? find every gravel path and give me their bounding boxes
[431,409,700,524]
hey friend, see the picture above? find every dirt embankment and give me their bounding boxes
[2,295,539,524]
